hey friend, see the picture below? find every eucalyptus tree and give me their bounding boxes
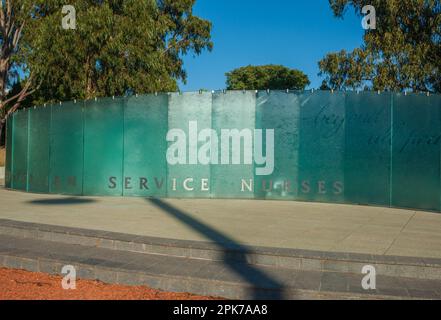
[25,0,213,104]
[0,0,35,145]
[319,0,441,92]
[0,0,212,146]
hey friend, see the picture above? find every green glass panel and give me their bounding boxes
[4,115,13,188]
[211,91,256,199]
[344,92,391,206]
[124,94,168,197]
[167,92,212,198]
[254,91,300,200]
[298,91,345,203]
[11,109,29,191]
[391,93,441,211]
[50,103,83,195]
[6,91,441,212]
[83,97,124,196]
[28,107,50,193]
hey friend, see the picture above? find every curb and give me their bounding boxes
[1,218,440,281]
[0,246,426,300]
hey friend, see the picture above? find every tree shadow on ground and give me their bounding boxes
[26,197,96,205]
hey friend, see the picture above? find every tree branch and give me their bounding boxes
[163,37,188,55]
[0,75,36,115]
[9,87,36,114]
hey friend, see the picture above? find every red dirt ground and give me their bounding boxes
[0,268,223,300]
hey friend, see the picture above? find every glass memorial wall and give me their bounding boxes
[5,91,441,212]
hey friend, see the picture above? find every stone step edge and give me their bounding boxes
[0,252,413,300]
[0,218,440,280]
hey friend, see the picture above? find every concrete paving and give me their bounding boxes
[1,187,441,259]
[0,166,4,185]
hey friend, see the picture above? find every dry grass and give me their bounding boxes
[0,147,5,167]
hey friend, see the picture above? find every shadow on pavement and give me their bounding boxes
[26,197,96,205]
[147,197,286,299]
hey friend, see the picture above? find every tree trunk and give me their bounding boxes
[0,118,5,148]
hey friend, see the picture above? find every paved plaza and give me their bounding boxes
[1,188,440,259]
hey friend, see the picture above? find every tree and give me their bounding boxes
[23,0,213,104]
[319,0,441,93]
[319,48,374,91]
[0,0,37,147]
[225,65,310,91]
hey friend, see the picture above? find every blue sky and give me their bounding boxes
[179,0,365,91]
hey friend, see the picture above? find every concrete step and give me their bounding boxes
[0,218,440,281]
[1,234,440,299]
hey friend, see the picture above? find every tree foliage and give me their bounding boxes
[24,0,212,104]
[0,0,211,146]
[226,65,310,91]
[0,0,36,146]
[319,0,441,92]
[319,48,374,91]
